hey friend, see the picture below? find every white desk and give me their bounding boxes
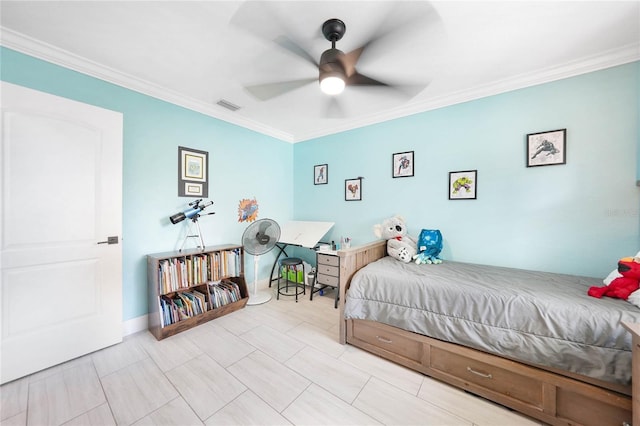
[269,220,334,284]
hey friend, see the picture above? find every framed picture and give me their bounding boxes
[449,170,477,200]
[526,129,566,167]
[178,146,208,197]
[392,151,414,178]
[314,164,328,185]
[345,178,362,201]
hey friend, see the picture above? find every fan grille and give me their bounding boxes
[242,219,281,256]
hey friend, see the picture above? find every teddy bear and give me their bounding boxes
[373,215,417,263]
[413,229,443,264]
[588,256,640,300]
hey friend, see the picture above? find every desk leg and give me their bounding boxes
[269,243,289,287]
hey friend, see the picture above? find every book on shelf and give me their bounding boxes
[158,279,242,328]
[156,249,242,295]
[159,288,207,328]
[208,280,242,309]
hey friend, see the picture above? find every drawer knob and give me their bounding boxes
[376,335,393,344]
[467,366,493,379]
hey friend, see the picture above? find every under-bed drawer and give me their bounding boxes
[350,319,422,364]
[430,346,543,408]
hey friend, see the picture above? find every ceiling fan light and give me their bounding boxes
[320,74,345,95]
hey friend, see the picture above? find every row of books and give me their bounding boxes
[157,249,242,294]
[159,290,207,327]
[159,279,243,327]
[209,280,242,309]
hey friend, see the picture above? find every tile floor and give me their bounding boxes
[0,287,543,426]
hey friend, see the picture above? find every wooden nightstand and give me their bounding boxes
[312,251,340,308]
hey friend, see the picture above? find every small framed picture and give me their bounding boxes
[449,170,477,200]
[526,129,566,167]
[178,146,208,197]
[345,178,362,201]
[314,164,328,185]
[392,151,414,178]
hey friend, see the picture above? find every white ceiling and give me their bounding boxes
[1,1,639,142]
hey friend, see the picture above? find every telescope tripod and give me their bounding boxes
[179,216,205,252]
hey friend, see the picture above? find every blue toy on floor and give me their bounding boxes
[413,229,443,264]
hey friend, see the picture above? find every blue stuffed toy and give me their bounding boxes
[413,229,443,264]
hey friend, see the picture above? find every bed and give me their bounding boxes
[337,240,636,426]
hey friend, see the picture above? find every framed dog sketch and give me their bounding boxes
[314,164,328,185]
[526,129,566,167]
[392,151,414,178]
[449,170,477,200]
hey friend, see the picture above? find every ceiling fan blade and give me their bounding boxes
[231,2,317,67]
[273,35,318,67]
[244,78,316,101]
[346,72,388,87]
[341,2,442,72]
[348,72,430,100]
[339,47,364,78]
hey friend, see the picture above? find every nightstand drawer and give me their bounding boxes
[317,273,339,287]
[317,254,339,267]
[317,264,339,277]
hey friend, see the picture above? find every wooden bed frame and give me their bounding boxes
[337,240,633,426]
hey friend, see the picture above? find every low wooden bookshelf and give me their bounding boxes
[147,244,248,340]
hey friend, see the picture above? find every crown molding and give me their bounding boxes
[0,27,296,143]
[293,42,640,142]
[2,26,637,144]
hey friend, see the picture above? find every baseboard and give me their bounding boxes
[123,314,148,336]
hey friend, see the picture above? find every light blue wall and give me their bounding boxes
[2,46,638,320]
[1,47,293,321]
[294,62,640,278]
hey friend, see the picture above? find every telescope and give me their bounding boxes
[170,199,214,224]
[169,199,215,251]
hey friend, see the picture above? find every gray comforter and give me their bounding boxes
[343,256,640,385]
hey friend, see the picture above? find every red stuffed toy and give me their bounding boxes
[588,257,640,300]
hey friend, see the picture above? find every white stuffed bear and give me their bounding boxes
[373,215,417,263]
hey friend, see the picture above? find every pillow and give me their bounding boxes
[603,250,640,284]
[628,288,640,309]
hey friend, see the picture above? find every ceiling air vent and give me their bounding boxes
[216,99,241,112]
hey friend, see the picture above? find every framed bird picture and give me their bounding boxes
[345,178,362,201]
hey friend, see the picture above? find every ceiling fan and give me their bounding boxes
[244,18,387,101]
[235,4,439,106]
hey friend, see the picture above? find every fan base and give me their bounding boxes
[246,290,272,305]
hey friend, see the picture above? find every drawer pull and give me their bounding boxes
[467,366,493,379]
[376,336,393,344]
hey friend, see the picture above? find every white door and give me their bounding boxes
[0,82,123,384]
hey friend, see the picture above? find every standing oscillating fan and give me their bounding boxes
[241,218,280,305]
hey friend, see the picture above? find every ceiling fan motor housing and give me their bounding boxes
[319,48,346,77]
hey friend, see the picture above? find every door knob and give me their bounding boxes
[97,236,119,245]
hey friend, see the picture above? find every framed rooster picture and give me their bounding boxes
[345,178,362,201]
